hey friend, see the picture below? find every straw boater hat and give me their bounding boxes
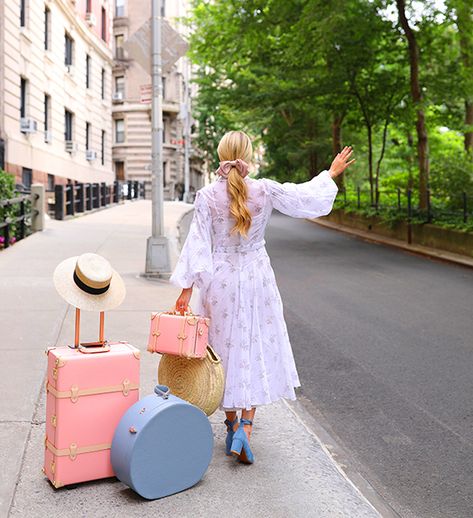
[53,253,126,311]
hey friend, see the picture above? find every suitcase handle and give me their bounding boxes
[154,385,170,399]
[74,308,108,352]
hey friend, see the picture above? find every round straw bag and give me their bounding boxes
[157,345,224,416]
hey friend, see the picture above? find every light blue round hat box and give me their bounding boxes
[111,385,214,500]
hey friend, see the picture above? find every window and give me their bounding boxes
[162,76,166,100]
[20,77,27,119]
[86,0,92,13]
[101,7,106,40]
[20,0,26,27]
[116,0,125,17]
[44,94,50,135]
[44,6,50,50]
[65,32,73,66]
[86,54,91,88]
[65,109,73,141]
[22,168,32,190]
[47,174,55,191]
[115,34,124,59]
[115,76,125,96]
[101,130,105,165]
[161,1,165,17]
[101,68,105,99]
[115,119,125,143]
[86,122,91,150]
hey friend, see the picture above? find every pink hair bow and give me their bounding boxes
[216,159,249,179]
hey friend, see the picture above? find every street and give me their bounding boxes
[266,212,473,518]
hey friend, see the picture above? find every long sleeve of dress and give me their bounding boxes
[169,190,213,290]
[261,169,339,218]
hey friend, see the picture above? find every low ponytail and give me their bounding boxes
[227,167,252,237]
[217,130,253,238]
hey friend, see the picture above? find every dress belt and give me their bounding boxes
[213,239,266,254]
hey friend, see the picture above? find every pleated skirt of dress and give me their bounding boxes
[198,242,301,411]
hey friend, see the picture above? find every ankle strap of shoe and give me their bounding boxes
[240,418,253,426]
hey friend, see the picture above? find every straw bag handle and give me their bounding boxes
[206,345,221,364]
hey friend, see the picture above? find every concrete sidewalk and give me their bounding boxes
[0,200,380,518]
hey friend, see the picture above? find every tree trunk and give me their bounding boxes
[466,100,473,153]
[453,0,473,153]
[396,0,429,209]
[367,124,374,205]
[407,131,415,191]
[375,116,390,205]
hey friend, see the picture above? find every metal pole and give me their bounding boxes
[183,58,190,203]
[145,0,171,276]
[151,0,163,236]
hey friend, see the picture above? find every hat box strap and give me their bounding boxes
[74,309,106,349]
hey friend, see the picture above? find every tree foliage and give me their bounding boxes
[188,0,473,214]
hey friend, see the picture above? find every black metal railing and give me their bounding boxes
[0,192,39,249]
[335,187,472,224]
[53,180,145,220]
[333,187,473,244]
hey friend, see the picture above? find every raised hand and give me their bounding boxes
[329,146,355,178]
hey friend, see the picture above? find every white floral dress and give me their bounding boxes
[170,170,339,411]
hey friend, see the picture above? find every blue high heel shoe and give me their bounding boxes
[230,418,254,464]
[224,417,239,456]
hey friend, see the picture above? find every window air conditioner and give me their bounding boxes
[86,149,97,161]
[20,118,38,133]
[85,12,96,27]
[65,140,77,153]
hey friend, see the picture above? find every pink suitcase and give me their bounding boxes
[44,309,140,489]
[147,308,209,359]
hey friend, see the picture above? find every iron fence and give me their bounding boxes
[335,187,471,225]
[53,180,145,220]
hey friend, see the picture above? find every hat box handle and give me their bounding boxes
[154,385,170,399]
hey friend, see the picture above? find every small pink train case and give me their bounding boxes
[147,308,210,359]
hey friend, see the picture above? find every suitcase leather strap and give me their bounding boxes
[47,379,139,403]
[45,437,111,461]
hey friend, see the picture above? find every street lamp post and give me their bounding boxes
[145,0,171,276]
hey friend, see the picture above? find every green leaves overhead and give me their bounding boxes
[188,0,473,199]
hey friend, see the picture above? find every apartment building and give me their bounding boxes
[111,0,204,200]
[0,0,115,191]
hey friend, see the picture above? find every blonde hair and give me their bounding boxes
[217,131,253,237]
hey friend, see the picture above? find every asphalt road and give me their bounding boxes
[265,212,473,518]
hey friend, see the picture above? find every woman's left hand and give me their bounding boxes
[329,146,355,178]
[175,287,193,315]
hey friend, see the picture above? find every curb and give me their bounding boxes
[310,218,473,270]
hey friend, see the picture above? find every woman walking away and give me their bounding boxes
[170,131,354,464]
